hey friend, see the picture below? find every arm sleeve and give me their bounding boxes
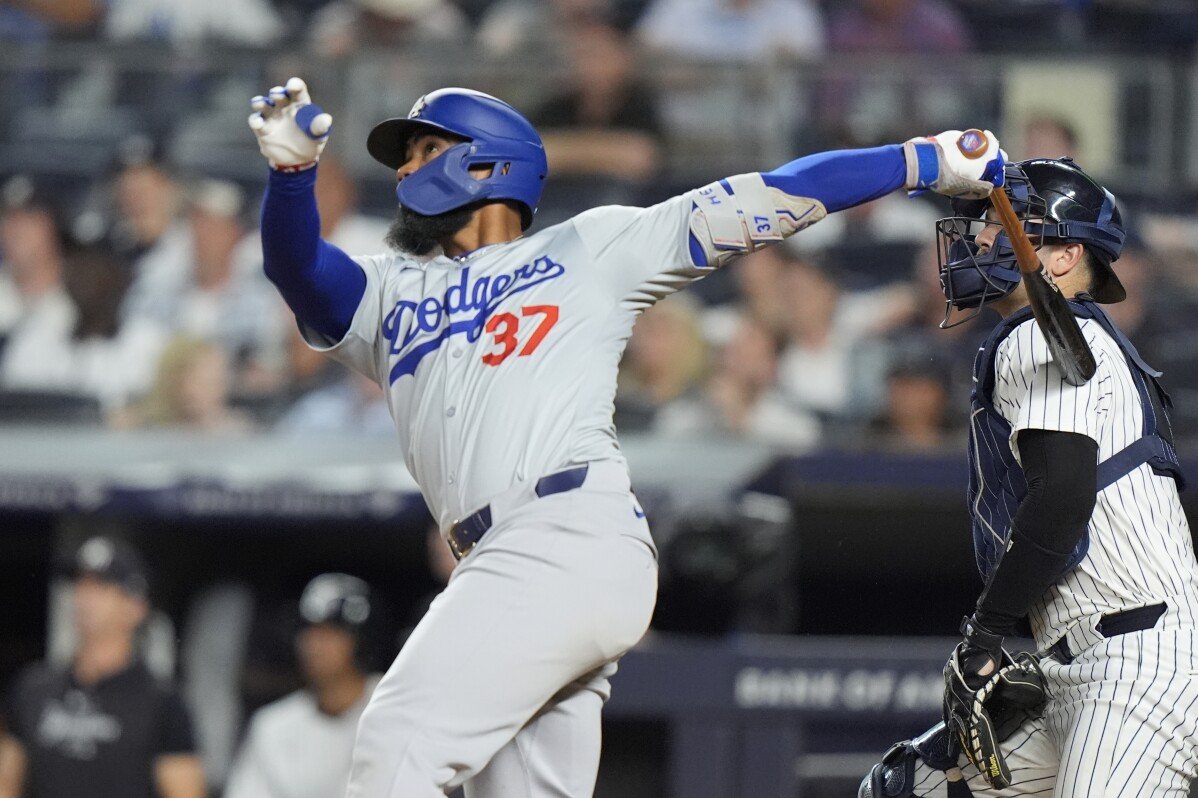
[578,145,908,304]
[153,690,197,757]
[761,145,907,214]
[261,167,367,341]
[974,429,1098,635]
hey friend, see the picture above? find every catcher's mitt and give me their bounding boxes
[943,645,1048,789]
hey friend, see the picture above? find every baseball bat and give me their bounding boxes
[989,183,1097,386]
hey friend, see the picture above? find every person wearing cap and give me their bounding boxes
[224,574,382,798]
[0,536,205,798]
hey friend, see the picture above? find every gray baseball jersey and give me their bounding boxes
[302,195,701,532]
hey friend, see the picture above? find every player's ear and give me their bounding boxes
[1047,243,1085,278]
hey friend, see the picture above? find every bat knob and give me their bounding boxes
[956,129,989,159]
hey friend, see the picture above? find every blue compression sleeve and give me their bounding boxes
[261,167,366,341]
[761,144,907,214]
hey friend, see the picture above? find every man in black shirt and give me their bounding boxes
[0,536,205,798]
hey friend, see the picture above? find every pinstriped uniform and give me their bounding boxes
[907,317,1198,797]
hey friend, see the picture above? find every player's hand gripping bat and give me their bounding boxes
[989,178,1096,386]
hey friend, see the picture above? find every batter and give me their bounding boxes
[249,77,1004,797]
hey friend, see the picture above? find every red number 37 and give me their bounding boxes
[481,304,559,367]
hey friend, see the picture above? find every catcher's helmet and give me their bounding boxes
[936,157,1126,322]
[367,88,548,230]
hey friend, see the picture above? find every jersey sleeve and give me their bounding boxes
[570,195,703,304]
[298,253,391,384]
[992,318,1110,451]
[152,688,197,757]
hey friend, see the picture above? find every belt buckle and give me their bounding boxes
[447,520,467,561]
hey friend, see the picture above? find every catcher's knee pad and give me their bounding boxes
[859,723,972,798]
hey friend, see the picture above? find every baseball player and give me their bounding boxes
[248,76,1004,797]
[859,158,1198,798]
[224,574,382,798]
[0,537,204,798]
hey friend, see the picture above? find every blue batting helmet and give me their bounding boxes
[366,88,548,230]
[936,157,1126,321]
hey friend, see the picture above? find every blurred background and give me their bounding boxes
[2,0,1198,796]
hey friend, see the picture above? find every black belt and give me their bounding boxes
[1048,602,1167,664]
[447,465,590,560]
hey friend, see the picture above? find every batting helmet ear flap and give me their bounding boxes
[394,142,489,217]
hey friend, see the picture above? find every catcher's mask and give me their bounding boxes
[934,157,1127,326]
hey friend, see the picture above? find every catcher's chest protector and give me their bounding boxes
[966,296,1183,580]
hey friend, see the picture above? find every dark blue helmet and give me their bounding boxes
[936,157,1126,323]
[366,88,548,230]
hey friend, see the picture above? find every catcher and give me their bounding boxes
[860,158,1198,797]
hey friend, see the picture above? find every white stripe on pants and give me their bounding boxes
[346,482,657,797]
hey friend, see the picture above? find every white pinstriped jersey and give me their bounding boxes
[989,317,1198,649]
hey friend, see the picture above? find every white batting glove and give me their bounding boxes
[903,129,1005,200]
[248,77,333,172]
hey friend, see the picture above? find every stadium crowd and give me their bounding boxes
[4,2,1198,797]
[3,0,1198,453]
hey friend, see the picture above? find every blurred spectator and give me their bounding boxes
[275,372,393,435]
[827,0,971,54]
[1102,242,1198,439]
[775,254,915,422]
[785,193,940,275]
[1103,243,1173,353]
[175,180,289,387]
[0,0,102,41]
[18,246,167,412]
[309,0,468,56]
[117,336,252,431]
[111,146,190,330]
[274,327,345,408]
[315,156,390,257]
[637,0,825,63]
[104,0,284,45]
[224,574,381,798]
[657,314,819,449]
[1020,113,1079,160]
[825,0,973,144]
[0,536,204,798]
[883,240,988,409]
[477,0,611,56]
[696,245,791,338]
[867,352,954,452]
[615,294,707,431]
[532,17,664,184]
[0,182,75,391]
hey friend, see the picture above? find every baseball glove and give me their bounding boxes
[943,645,1048,790]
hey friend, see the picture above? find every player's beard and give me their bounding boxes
[386,204,475,257]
